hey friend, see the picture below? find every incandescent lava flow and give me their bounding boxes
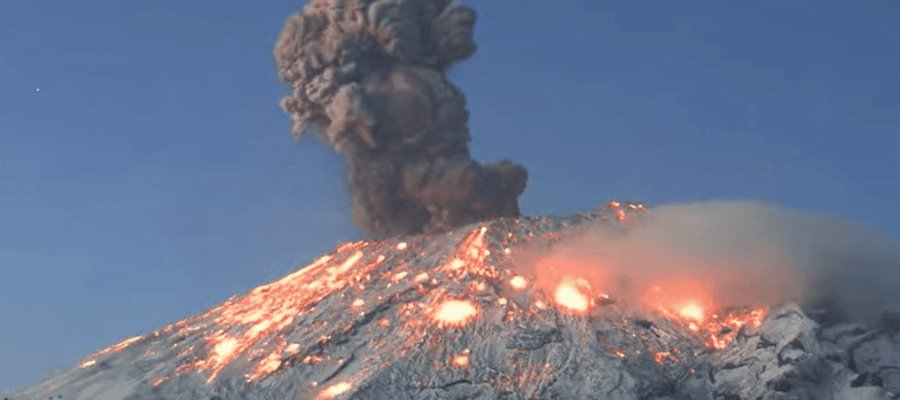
[11,202,897,400]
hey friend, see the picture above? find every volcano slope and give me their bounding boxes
[6,203,900,400]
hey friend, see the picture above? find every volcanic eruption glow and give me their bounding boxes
[509,275,528,290]
[678,303,705,322]
[79,335,143,369]
[642,282,715,328]
[434,300,479,327]
[318,381,352,399]
[452,349,471,367]
[553,278,591,314]
[68,201,863,398]
[16,0,899,394]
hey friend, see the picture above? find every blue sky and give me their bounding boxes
[2,0,899,390]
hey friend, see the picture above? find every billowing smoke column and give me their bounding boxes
[274,0,528,235]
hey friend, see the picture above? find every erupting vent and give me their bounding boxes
[9,203,900,400]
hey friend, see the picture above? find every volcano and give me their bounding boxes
[6,203,899,399]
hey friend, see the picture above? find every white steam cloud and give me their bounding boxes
[514,201,900,323]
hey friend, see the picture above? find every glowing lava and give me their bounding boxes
[654,351,679,364]
[553,279,590,314]
[79,335,143,369]
[509,275,528,290]
[318,381,353,399]
[433,300,479,327]
[643,281,713,326]
[248,350,282,381]
[642,281,769,349]
[704,307,768,349]
[452,349,471,367]
[678,303,706,323]
[60,202,778,398]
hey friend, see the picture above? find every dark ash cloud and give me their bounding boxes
[274,0,527,235]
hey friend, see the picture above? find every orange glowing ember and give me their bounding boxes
[642,281,769,349]
[452,349,471,367]
[654,351,678,364]
[169,250,388,383]
[553,279,590,314]
[79,335,143,369]
[678,303,706,322]
[248,350,282,381]
[643,281,713,325]
[318,381,353,399]
[704,307,768,349]
[152,376,169,387]
[509,275,528,290]
[433,299,479,327]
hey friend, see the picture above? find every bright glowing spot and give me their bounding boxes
[285,343,301,355]
[654,351,678,364]
[352,299,365,307]
[452,354,469,367]
[212,336,240,364]
[642,281,713,325]
[553,279,590,313]
[452,350,471,367]
[318,381,353,399]
[447,258,465,270]
[414,272,430,282]
[678,303,705,322]
[392,271,408,282]
[333,251,364,275]
[79,359,96,368]
[433,300,479,327]
[396,242,408,250]
[249,351,282,380]
[509,276,528,290]
[303,355,324,364]
[105,336,143,353]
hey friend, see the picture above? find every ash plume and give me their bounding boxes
[274,0,527,235]
[515,201,900,323]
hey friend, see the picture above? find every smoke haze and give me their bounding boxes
[515,201,900,322]
[274,0,527,235]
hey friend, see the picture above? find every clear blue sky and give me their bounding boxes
[2,0,898,390]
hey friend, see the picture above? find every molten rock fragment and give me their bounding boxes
[274,0,527,235]
[6,204,900,399]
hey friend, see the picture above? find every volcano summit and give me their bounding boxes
[7,0,900,399]
[6,203,900,399]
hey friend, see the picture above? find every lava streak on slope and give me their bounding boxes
[63,202,778,399]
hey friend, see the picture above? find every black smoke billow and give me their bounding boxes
[274,0,527,235]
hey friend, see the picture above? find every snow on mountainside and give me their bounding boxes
[6,203,900,399]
